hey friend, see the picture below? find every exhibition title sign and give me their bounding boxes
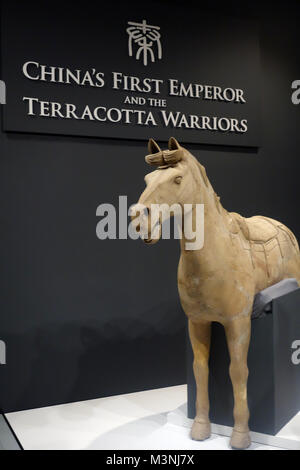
[22,61,248,133]
[1,2,261,146]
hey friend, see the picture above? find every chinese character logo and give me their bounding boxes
[126,20,162,66]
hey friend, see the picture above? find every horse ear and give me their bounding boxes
[168,137,180,151]
[148,138,161,154]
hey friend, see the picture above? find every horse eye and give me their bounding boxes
[174,176,183,184]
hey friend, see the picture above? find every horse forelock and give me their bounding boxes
[145,148,183,167]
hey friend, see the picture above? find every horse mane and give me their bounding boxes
[185,150,224,214]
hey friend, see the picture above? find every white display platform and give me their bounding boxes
[168,404,300,450]
[5,385,296,450]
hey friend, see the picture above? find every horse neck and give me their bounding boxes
[179,172,231,260]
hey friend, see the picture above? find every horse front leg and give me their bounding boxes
[225,316,251,449]
[188,319,211,441]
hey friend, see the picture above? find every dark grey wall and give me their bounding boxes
[0,1,300,413]
[0,132,187,412]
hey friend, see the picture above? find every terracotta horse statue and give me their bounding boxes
[132,137,300,449]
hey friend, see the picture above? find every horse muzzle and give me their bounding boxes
[130,203,162,244]
[143,218,161,244]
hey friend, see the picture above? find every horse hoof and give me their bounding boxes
[191,420,211,441]
[230,429,251,449]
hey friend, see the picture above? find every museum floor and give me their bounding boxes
[5,384,300,450]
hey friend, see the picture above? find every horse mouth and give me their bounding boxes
[143,219,161,244]
[144,237,157,244]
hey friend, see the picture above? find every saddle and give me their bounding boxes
[230,213,279,244]
[228,212,299,278]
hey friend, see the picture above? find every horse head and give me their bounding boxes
[131,137,209,244]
